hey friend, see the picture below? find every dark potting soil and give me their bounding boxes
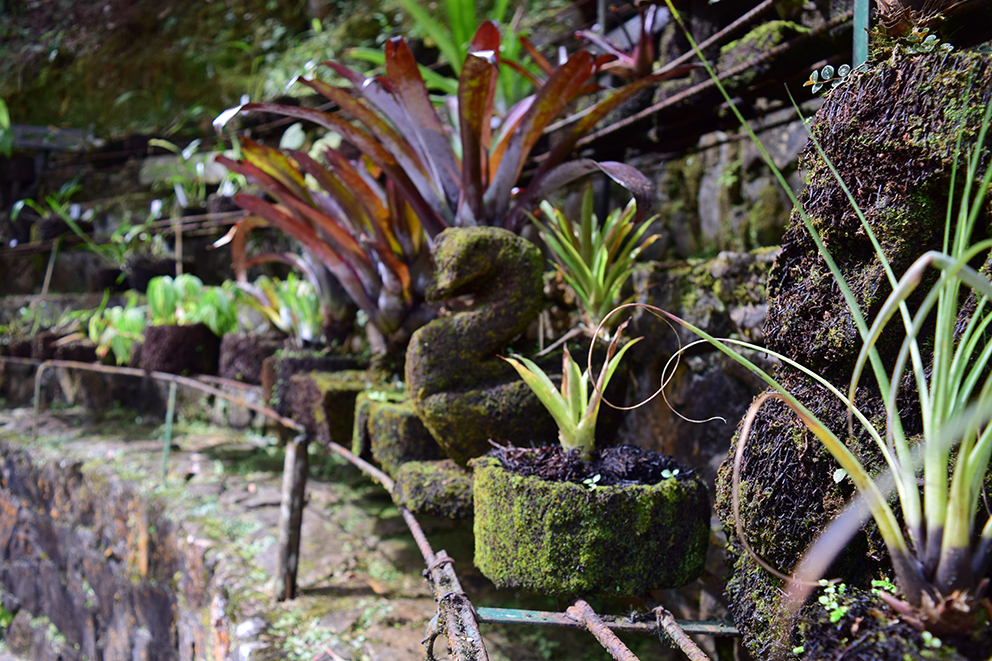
[488,444,692,487]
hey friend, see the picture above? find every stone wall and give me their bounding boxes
[628,102,819,261]
[0,446,214,661]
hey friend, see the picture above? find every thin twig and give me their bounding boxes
[654,605,712,661]
[565,600,641,661]
[23,358,304,442]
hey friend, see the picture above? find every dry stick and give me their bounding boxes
[40,236,61,299]
[277,432,309,601]
[573,12,854,150]
[565,600,641,661]
[323,441,489,661]
[654,605,712,661]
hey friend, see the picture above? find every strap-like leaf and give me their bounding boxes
[384,37,462,212]
[240,100,450,236]
[458,45,500,224]
[503,354,576,443]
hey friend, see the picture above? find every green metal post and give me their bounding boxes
[854,0,869,67]
[162,381,178,483]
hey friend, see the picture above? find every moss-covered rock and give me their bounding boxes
[714,50,992,659]
[405,227,557,465]
[352,389,405,460]
[260,349,365,418]
[392,460,474,519]
[471,455,709,596]
[289,369,370,447]
[366,399,441,476]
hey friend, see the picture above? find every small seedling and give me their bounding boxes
[582,474,602,490]
[905,27,953,54]
[870,577,897,595]
[817,579,850,623]
[804,64,852,94]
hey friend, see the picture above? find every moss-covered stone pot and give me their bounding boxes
[471,455,710,596]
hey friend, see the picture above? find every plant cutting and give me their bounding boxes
[146,274,238,338]
[530,184,658,339]
[87,292,147,365]
[471,324,710,595]
[238,272,322,348]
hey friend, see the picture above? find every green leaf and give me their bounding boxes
[502,354,576,443]
[394,0,462,73]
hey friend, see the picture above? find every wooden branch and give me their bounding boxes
[565,599,641,661]
[654,605,712,661]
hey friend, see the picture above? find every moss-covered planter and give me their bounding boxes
[471,455,710,595]
[137,323,221,375]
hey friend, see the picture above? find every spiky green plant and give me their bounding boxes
[531,184,658,337]
[642,0,992,634]
[503,330,639,461]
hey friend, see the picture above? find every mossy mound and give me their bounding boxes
[352,389,405,460]
[471,455,709,596]
[260,349,365,418]
[714,50,992,659]
[138,323,220,375]
[218,332,286,385]
[406,227,556,465]
[391,460,474,519]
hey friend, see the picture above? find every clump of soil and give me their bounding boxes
[488,443,691,487]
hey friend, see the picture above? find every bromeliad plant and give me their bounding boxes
[530,184,658,338]
[502,327,639,462]
[215,137,432,349]
[349,0,536,110]
[214,21,689,346]
[146,274,239,337]
[576,5,665,81]
[649,1,992,635]
[87,292,147,365]
[239,272,322,347]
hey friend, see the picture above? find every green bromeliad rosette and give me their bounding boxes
[470,326,710,596]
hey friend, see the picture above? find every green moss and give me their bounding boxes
[406,227,555,464]
[392,459,473,519]
[366,398,441,475]
[718,21,810,87]
[471,456,710,595]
